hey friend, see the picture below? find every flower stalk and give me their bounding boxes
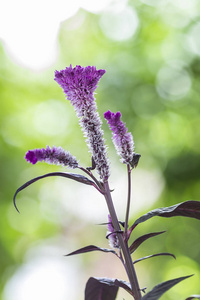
[125,164,132,235]
[103,180,142,300]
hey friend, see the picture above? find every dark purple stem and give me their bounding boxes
[103,181,142,300]
[124,164,132,235]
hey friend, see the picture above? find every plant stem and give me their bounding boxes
[124,164,131,235]
[103,181,142,300]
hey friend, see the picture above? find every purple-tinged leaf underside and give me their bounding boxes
[141,275,193,300]
[85,277,133,300]
[13,172,96,212]
[185,296,200,300]
[129,231,166,254]
[113,279,132,295]
[65,245,117,257]
[129,201,200,233]
[85,277,119,300]
[133,252,176,264]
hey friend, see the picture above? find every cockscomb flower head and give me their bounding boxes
[107,215,119,249]
[104,110,135,165]
[54,65,110,181]
[25,146,78,169]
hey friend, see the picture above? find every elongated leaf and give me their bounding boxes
[131,201,200,229]
[186,296,200,300]
[142,275,193,300]
[85,277,119,300]
[129,231,166,254]
[133,252,176,264]
[65,245,117,256]
[13,172,95,212]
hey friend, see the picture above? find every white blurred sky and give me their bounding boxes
[0,0,137,70]
[0,0,114,69]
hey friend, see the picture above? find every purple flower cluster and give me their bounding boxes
[54,65,110,181]
[104,110,135,165]
[107,215,119,249]
[25,146,78,169]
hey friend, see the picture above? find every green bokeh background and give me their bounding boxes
[0,1,200,299]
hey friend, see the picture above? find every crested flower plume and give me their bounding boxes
[25,146,78,169]
[104,110,135,165]
[54,65,110,181]
[107,215,119,249]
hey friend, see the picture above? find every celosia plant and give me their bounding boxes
[14,65,200,300]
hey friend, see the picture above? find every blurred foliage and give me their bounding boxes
[0,0,200,299]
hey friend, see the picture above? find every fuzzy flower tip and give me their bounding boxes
[54,65,106,118]
[107,215,119,249]
[104,110,135,165]
[54,65,110,181]
[25,146,78,169]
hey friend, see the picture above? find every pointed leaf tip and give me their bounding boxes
[142,275,193,300]
[131,200,200,228]
[65,245,117,257]
[129,231,166,254]
[13,172,95,213]
[133,252,176,264]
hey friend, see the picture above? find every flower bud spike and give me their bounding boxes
[104,110,136,166]
[55,65,110,181]
[25,145,78,169]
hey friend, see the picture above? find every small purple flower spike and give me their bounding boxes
[104,110,135,165]
[54,65,110,181]
[107,215,119,249]
[25,146,78,169]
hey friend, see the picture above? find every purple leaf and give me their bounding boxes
[13,172,96,212]
[113,279,132,295]
[129,231,166,254]
[142,275,193,299]
[130,201,200,231]
[65,245,117,257]
[85,277,118,300]
[133,252,176,264]
[185,296,200,300]
[84,277,133,300]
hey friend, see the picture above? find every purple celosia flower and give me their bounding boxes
[54,65,110,181]
[25,146,78,169]
[104,110,134,165]
[107,215,119,249]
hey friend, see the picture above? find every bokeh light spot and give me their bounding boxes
[186,22,200,56]
[156,63,191,100]
[33,100,70,136]
[99,5,139,41]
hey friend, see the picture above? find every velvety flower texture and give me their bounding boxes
[25,146,78,169]
[104,110,134,165]
[107,215,119,249]
[54,65,110,181]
